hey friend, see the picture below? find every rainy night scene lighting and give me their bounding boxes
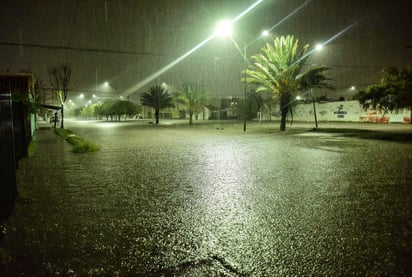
[1,0,412,276]
[124,0,264,96]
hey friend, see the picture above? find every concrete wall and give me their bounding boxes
[292,100,411,123]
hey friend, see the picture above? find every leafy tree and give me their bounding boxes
[111,100,137,121]
[95,99,116,121]
[80,103,98,119]
[355,85,396,115]
[244,35,333,131]
[94,100,137,121]
[176,83,208,125]
[355,66,412,121]
[238,90,264,120]
[141,85,174,124]
[48,63,71,128]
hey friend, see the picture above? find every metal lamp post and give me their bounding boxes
[243,43,247,132]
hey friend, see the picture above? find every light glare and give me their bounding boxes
[215,20,232,37]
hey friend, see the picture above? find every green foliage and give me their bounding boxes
[354,65,412,115]
[80,103,98,119]
[54,128,100,153]
[94,100,137,121]
[11,92,43,114]
[176,83,208,125]
[355,85,396,115]
[141,85,174,124]
[27,138,37,157]
[238,90,264,120]
[244,35,333,131]
[0,248,12,266]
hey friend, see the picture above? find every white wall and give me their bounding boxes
[292,100,411,123]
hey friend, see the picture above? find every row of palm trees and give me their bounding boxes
[141,83,208,125]
[141,35,333,130]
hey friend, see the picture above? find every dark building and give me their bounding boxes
[0,73,35,222]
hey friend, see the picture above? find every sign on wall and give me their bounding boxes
[292,100,411,123]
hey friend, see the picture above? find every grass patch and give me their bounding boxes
[27,137,37,157]
[54,128,100,153]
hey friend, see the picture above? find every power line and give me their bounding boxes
[0,40,165,57]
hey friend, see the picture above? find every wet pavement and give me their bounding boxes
[1,119,412,276]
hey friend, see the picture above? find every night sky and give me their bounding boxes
[1,0,411,101]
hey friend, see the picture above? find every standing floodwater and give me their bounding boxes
[1,120,412,275]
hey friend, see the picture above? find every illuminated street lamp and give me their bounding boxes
[103,81,117,99]
[215,19,248,132]
[315,43,323,51]
[215,20,232,37]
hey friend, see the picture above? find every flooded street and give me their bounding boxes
[2,120,412,275]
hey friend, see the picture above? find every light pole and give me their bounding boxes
[243,43,247,132]
[215,20,250,131]
[311,43,323,130]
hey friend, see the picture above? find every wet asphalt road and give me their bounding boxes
[2,119,412,276]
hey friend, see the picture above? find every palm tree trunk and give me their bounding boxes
[279,94,289,131]
[189,112,193,125]
[155,109,160,124]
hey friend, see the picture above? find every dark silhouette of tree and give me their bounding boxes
[354,66,412,121]
[48,63,71,128]
[141,85,174,124]
[176,83,208,125]
[238,90,264,120]
[244,35,333,131]
[94,100,137,121]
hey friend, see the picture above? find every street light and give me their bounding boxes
[215,20,248,132]
[103,81,117,99]
[311,44,324,129]
[243,43,247,132]
[215,20,232,37]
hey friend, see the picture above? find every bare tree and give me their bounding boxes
[48,63,71,128]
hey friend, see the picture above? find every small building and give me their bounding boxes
[0,73,36,219]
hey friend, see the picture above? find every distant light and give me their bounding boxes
[88,100,92,104]
[262,30,270,37]
[104,82,109,86]
[296,96,302,100]
[315,44,323,51]
[215,19,232,37]
[350,86,356,90]
[80,94,84,98]
[161,82,166,87]
[92,94,96,98]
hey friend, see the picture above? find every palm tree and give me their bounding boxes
[244,35,333,131]
[176,83,208,125]
[141,85,174,124]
